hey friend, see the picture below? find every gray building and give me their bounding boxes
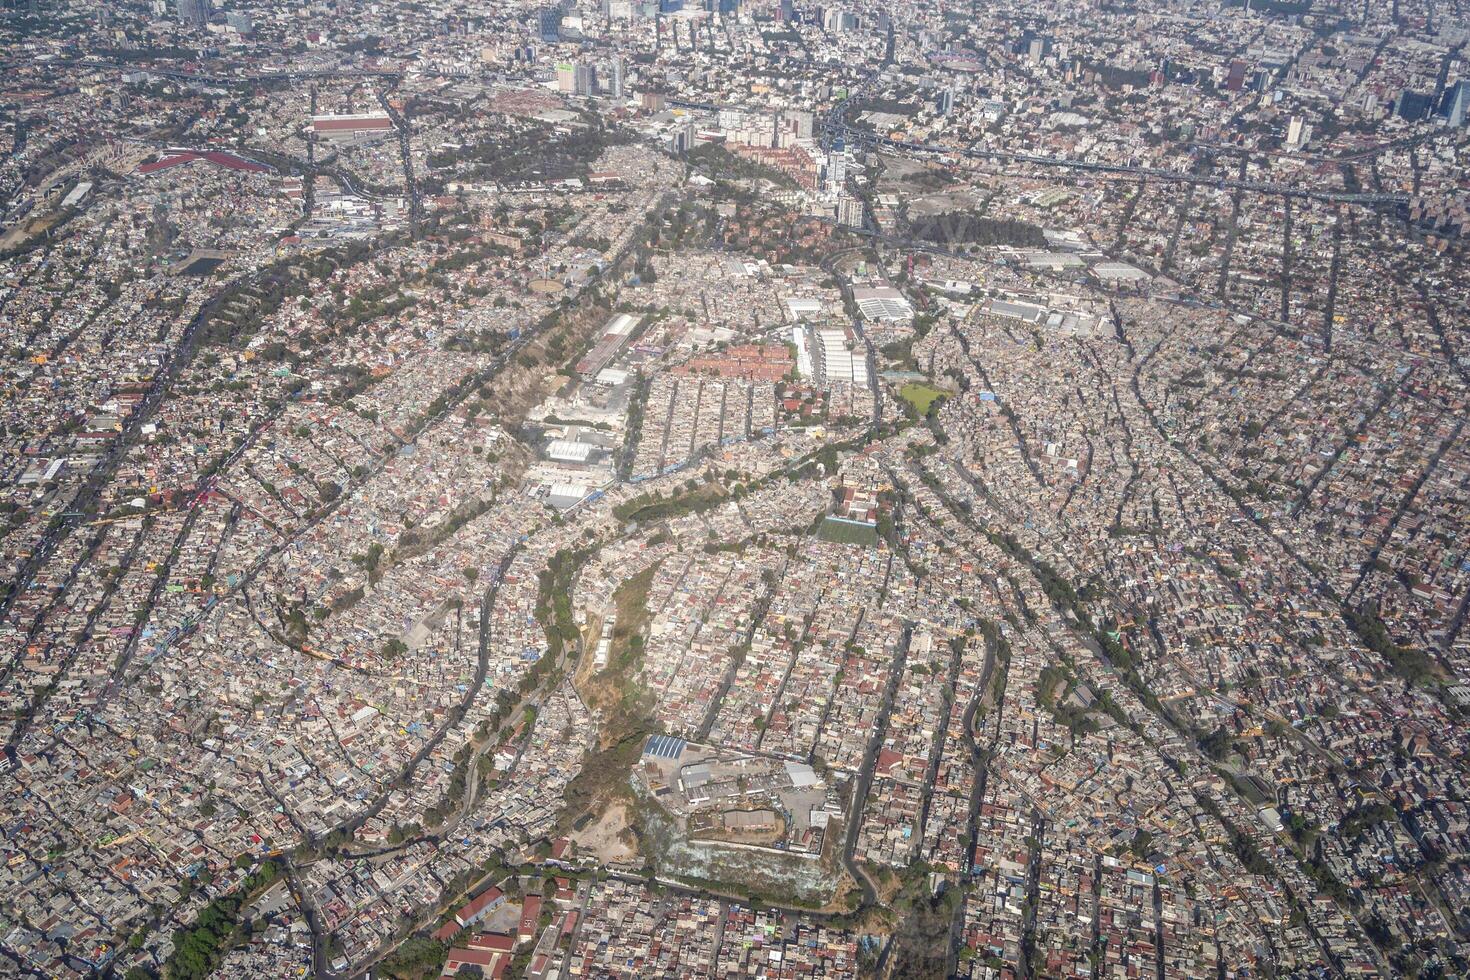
[176,0,210,25]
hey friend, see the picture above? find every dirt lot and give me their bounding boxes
[571,800,640,865]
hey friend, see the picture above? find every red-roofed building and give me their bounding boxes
[440,933,514,979]
[311,113,394,143]
[875,747,903,777]
[517,894,542,943]
[201,151,269,173]
[452,886,505,928]
[136,150,269,176]
[137,153,199,174]
[466,933,516,954]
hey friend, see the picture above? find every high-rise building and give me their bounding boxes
[672,117,696,153]
[537,5,562,42]
[1223,60,1247,92]
[176,0,210,26]
[1439,79,1469,127]
[825,151,846,194]
[610,58,625,99]
[1284,114,1312,149]
[823,7,856,31]
[1396,89,1434,121]
[783,109,814,139]
[574,62,596,96]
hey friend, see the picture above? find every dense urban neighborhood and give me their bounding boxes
[2,0,1470,977]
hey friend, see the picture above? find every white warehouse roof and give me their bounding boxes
[546,440,594,463]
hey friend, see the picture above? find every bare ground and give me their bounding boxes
[571,800,640,865]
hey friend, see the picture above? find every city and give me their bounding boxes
[0,0,1469,977]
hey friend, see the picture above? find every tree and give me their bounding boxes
[378,937,447,979]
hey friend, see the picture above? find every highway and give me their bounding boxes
[825,122,1410,206]
[681,68,1401,207]
[71,59,403,86]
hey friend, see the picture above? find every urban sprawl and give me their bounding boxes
[2,0,1470,978]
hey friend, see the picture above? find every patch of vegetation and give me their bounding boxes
[880,337,919,372]
[1036,664,1101,736]
[1338,803,1396,839]
[613,482,728,525]
[165,860,282,980]
[376,936,448,979]
[424,123,625,190]
[1199,725,1237,763]
[1343,604,1438,686]
[575,563,658,753]
[908,211,1046,248]
[898,383,948,416]
[536,547,587,664]
[559,730,648,832]
[886,863,963,979]
[688,143,798,190]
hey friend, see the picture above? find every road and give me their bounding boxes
[824,122,1408,206]
[0,266,275,626]
[375,87,422,237]
[279,193,680,977]
[839,621,912,912]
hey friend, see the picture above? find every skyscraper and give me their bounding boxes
[176,0,210,26]
[1396,89,1434,121]
[1439,79,1469,127]
[611,58,625,99]
[1223,61,1247,91]
[538,5,562,42]
[826,151,846,194]
[574,62,596,97]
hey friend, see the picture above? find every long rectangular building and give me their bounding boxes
[311,113,394,142]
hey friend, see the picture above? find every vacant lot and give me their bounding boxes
[572,800,640,865]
